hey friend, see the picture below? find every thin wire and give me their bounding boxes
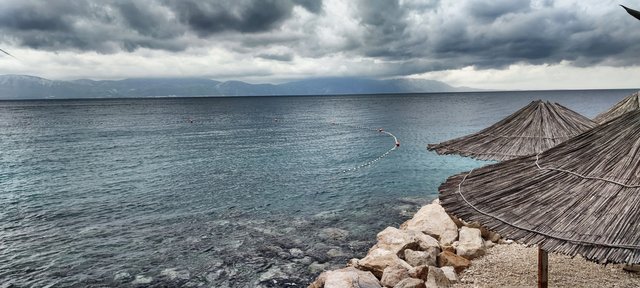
[535,153,640,188]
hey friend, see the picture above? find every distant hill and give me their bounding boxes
[0,75,479,99]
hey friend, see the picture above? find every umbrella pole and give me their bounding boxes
[538,247,548,288]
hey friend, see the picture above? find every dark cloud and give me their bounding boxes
[256,53,294,62]
[345,0,640,74]
[0,0,639,77]
[0,0,322,53]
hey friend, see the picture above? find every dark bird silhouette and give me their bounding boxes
[621,4,640,21]
[0,48,17,59]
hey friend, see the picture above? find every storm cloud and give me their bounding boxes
[0,0,639,80]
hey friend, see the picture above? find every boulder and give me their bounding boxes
[400,204,458,246]
[309,267,381,288]
[404,249,437,267]
[425,266,452,288]
[356,247,413,278]
[440,266,458,284]
[408,265,429,281]
[437,251,470,273]
[380,265,410,287]
[375,227,440,255]
[464,222,501,242]
[394,278,425,288]
[456,227,485,260]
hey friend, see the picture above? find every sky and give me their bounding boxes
[0,0,639,90]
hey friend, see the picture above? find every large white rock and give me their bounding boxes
[440,266,458,284]
[375,227,440,254]
[309,267,381,288]
[355,247,413,278]
[456,227,485,260]
[425,266,452,288]
[404,249,437,267]
[400,203,458,246]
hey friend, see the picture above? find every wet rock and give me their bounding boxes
[394,278,426,288]
[258,267,286,282]
[309,262,329,274]
[205,270,224,282]
[425,266,452,288]
[380,264,410,287]
[437,251,470,273]
[375,227,440,255]
[396,204,417,217]
[309,267,381,288]
[456,227,485,260]
[114,271,132,282]
[404,249,437,267]
[319,228,349,241]
[131,275,153,285]
[326,248,347,258]
[400,203,458,246]
[160,268,190,281]
[397,197,432,206]
[289,248,304,258]
[440,266,458,284]
[296,256,313,265]
[355,247,412,278]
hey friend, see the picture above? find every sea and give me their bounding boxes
[0,89,633,287]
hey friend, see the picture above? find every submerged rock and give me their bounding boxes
[160,268,190,281]
[319,228,350,241]
[114,271,132,282]
[131,275,153,285]
[400,203,458,246]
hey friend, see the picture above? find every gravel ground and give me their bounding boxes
[454,243,640,288]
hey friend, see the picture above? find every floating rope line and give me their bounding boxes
[331,122,399,173]
[535,153,640,188]
[455,169,640,249]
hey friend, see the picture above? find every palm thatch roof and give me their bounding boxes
[427,100,596,161]
[439,109,640,264]
[593,91,640,124]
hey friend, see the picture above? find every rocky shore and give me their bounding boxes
[308,199,640,288]
[309,199,501,288]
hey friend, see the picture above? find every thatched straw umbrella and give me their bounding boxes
[593,91,640,124]
[439,110,640,286]
[428,100,596,161]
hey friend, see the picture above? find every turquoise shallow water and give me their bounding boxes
[0,90,633,287]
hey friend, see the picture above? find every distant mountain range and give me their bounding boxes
[0,74,479,99]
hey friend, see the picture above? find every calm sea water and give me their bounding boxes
[0,90,633,287]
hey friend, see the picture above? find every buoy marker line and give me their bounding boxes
[330,122,399,173]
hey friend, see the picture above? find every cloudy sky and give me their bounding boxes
[0,0,639,90]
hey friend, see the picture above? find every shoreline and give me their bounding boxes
[309,199,640,287]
